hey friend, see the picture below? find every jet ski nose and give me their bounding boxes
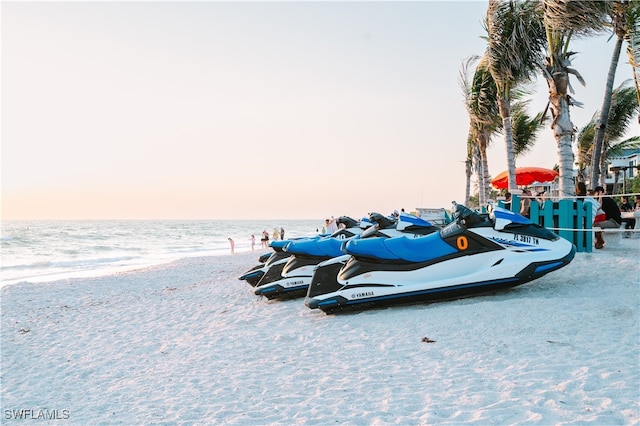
[304,297,319,309]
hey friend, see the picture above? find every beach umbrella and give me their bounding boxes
[491,166,558,189]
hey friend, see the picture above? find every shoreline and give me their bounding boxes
[0,219,320,289]
[0,247,272,289]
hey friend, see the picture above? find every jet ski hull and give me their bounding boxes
[254,255,331,299]
[306,246,575,313]
[238,264,266,286]
[256,220,440,301]
[253,221,371,300]
[239,251,292,287]
[306,206,577,314]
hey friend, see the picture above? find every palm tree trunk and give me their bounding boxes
[465,132,474,207]
[476,132,491,207]
[497,96,517,192]
[473,146,483,207]
[628,16,640,122]
[612,170,620,194]
[481,149,491,206]
[465,158,472,206]
[478,149,486,207]
[590,35,623,187]
[548,76,575,197]
[599,149,608,188]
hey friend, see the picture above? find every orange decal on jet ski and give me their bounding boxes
[456,236,469,250]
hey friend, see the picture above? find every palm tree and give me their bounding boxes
[575,121,596,183]
[596,80,640,185]
[576,80,639,184]
[540,0,609,196]
[460,55,501,206]
[624,2,640,120]
[590,1,636,188]
[510,99,547,158]
[461,55,546,206]
[464,131,479,206]
[484,0,546,192]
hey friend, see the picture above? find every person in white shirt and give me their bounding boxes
[325,217,338,234]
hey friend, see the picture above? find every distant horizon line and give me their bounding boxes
[1,217,332,222]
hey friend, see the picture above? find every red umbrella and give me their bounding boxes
[491,166,558,189]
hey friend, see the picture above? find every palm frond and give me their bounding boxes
[463,54,502,131]
[605,80,639,139]
[485,0,546,89]
[624,1,640,105]
[576,119,597,160]
[543,0,610,36]
[605,136,640,157]
[510,100,547,157]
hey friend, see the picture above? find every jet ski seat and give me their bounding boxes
[315,237,347,257]
[285,236,344,258]
[344,233,458,263]
[270,240,290,252]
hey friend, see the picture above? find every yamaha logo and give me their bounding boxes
[351,291,374,299]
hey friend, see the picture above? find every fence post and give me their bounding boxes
[539,200,555,230]
[530,200,540,223]
[557,199,575,246]
[574,200,585,251]
[582,200,593,252]
[511,194,521,214]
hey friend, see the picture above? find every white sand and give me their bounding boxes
[2,238,639,425]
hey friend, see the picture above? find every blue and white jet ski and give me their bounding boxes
[305,203,576,314]
[246,216,368,294]
[252,216,369,299]
[254,212,439,300]
[238,239,295,287]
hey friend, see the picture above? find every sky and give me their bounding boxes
[1,1,637,221]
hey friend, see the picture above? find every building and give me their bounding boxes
[604,148,640,194]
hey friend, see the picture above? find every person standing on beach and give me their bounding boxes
[261,230,269,248]
[280,227,285,240]
[228,238,235,255]
[520,189,531,218]
[250,234,255,251]
[273,227,280,241]
[325,217,338,234]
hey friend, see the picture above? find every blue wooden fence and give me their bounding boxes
[499,194,593,253]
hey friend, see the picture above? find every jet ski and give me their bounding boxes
[257,252,274,264]
[238,239,294,287]
[239,235,334,287]
[252,216,367,299]
[254,212,439,300]
[303,211,444,301]
[305,203,576,314]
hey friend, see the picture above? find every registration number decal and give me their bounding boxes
[513,234,539,245]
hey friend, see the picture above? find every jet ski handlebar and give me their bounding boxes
[336,216,359,229]
[452,202,484,227]
[368,212,396,229]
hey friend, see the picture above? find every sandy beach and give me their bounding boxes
[2,237,639,425]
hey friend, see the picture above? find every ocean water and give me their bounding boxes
[0,220,322,287]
